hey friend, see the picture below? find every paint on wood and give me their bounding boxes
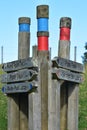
[2,82,38,94]
[58,18,71,130]
[52,68,83,83]
[52,57,83,73]
[1,69,37,83]
[2,57,38,72]
[18,22,31,130]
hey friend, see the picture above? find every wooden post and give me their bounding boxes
[29,45,41,130]
[58,17,71,130]
[74,46,77,62]
[5,17,31,130]
[1,46,3,64]
[37,5,49,130]
[68,45,79,130]
[68,83,79,130]
[8,94,19,130]
[38,51,49,130]
[18,17,31,130]
[48,70,60,130]
[48,28,61,130]
[18,17,30,59]
[32,45,38,58]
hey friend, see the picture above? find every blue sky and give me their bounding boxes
[0,0,87,63]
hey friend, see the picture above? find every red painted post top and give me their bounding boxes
[38,36,48,51]
[59,17,71,41]
[60,27,70,40]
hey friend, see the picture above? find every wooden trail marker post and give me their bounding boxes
[57,17,83,130]
[1,17,32,130]
[37,5,49,130]
[29,45,42,130]
[1,5,83,130]
[1,58,38,130]
[68,57,79,129]
[48,21,60,130]
[18,17,31,130]
[48,65,61,130]
[6,17,31,130]
[58,17,71,130]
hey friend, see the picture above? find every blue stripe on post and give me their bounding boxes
[19,23,30,32]
[38,18,48,31]
[29,84,33,90]
[2,87,5,93]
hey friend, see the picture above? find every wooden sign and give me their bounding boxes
[2,81,38,94]
[1,69,37,83]
[52,68,83,83]
[2,57,38,72]
[52,57,83,73]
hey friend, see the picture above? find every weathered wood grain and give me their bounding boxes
[2,69,37,83]
[52,68,83,83]
[38,51,49,130]
[8,94,20,130]
[29,46,41,130]
[2,81,37,94]
[52,57,83,73]
[60,81,68,130]
[68,84,79,130]
[18,28,31,130]
[48,77,60,130]
[8,18,31,130]
[58,34,70,130]
[2,57,37,72]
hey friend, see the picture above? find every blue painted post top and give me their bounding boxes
[19,24,30,32]
[18,17,31,32]
[37,18,48,31]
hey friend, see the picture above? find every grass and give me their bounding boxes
[79,88,87,129]
[79,70,87,130]
[0,64,7,130]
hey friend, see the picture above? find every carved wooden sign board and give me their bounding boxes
[52,57,83,73]
[52,68,83,83]
[1,69,37,83]
[2,82,38,94]
[2,57,38,72]
[1,57,38,94]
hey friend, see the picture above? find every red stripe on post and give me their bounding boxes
[60,27,70,40]
[38,36,48,51]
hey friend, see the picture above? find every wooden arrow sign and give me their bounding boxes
[52,57,83,73]
[2,57,38,72]
[52,68,83,83]
[2,81,38,94]
[1,69,37,83]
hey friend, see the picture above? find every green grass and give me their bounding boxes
[79,86,87,130]
[0,64,7,130]
[79,71,87,130]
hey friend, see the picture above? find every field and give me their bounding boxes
[0,64,87,130]
[0,64,7,130]
[79,71,87,129]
